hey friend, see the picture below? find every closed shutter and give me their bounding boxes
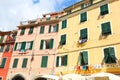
[12,58,18,68]
[101,22,111,35]
[48,25,51,33]
[29,27,34,34]
[83,51,88,65]
[80,12,87,22]
[56,56,59,67]
[14,43,18,51]
[0,46,4,52]
[40,26,44,34]
[41,56,48,68]
[104,48,109,63]
[0,36,4,43]
[29,41,33,50]
[40,40,44,49]
[50,39,54,49]
[20,28,25,35]
[60,34,66,45]
[80,28,87,39]
[0,58,7,68]
[64,55,68,66]
[22,58,28,68]
[62,20,67,29]
[109,47,116,63]
[21,42,26,50]
[100,4,108,15]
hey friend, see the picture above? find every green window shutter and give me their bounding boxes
[50,39,54,49]
[82,51,88,65]
[64,55,68,66]
[21,42,26,50]
[20,28,25,35]
[0,58,7,68]
[100,4,109,15]
[40,40,44,50]
[56,24,59,32]
[48,25,51,33]
[14,43,18,51]
[0,36,4,43]
[5,44,10,52]
[29,41,33,50]
[60,34,66,45]
[62,20,67,29]
[56,56,59,67]
[40,26,44,34]
[46,17,50,21]
[12,58,18,68]
[101,22,111,35]
[80,12,87,22]
[29,27,34,34]
[109,47,116,63]
[104,48,109,63]
[80,28,87,39]
[41,56,48,68]
[0,46,4,52]
[22,58,28,68]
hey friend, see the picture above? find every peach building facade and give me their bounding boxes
[7,12,63,80]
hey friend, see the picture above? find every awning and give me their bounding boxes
[41,75,59,80]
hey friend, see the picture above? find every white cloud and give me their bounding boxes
[0,0,65,31]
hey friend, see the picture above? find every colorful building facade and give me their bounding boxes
[7,12,63,80]
[0,31,17,80]
[55,0,120,76]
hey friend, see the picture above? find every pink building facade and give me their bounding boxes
[7,12,63,80]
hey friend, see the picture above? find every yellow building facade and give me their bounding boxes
[55,0,120,76]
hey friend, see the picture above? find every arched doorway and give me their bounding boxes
[12,74,25,80]
[35,77,47,80]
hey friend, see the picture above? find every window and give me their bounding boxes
[81,0,93,9]
[67,10,71,15]
[48,24,59,33]
[62,20,67,29]
[28,27,34,34]
[20,42,26,51]
[25,41,33,50]
[5,44,10,52]
[80,12,87,22]
[60,34,66,45]
[46,17,50,21]
[101,22,111,36]
[22,58,28,68]
[40,26,45,34]
[12,58,18,68]
[100,4,109,15]
[40,39,54,50]
[103,47,116,64]
[0,36,4,43]
[0,77,2,80]
[80,51,88,66]
[56,55,68,67]
[79,28,87,43]
[0,58,7,68]
[14,43,22,51]
[0,46,4,52]
[20,28,25,35]
[41,56,48,68]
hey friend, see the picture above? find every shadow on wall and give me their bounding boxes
[12,74,25,80]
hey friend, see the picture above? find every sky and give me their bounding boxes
[0,0,81,31]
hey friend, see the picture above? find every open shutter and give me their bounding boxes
[83,51,88,65]
[48,25,51,33]
[41,56,48,67]
[64,55,68,66]
[29,41,33,50]
[50,39,54,49]
[56,56,59,67]
[56,24,59,32]
[40,40,44,50]
[14,43,18,51]
[104,48,109,63]
[29,27,34,34]
[12,58,18,68]
[21,42,26,50]
[0,58,7,68]
[22,58,28,68]
[0,46,4,52]
[40,26,44,34]
[109,47,116,63]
